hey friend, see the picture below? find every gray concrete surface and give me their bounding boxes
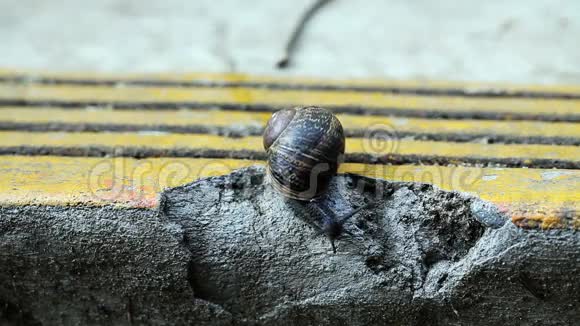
[1,0,579,83]
[1,2,579,325]
[1,167,579,325]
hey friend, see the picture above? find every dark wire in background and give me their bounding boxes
[277,0,334,69]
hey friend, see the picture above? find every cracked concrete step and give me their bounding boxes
[2,169,578,325]
[0,156,577,229]
[0,69,578,324]
[0,131,578,169]
[0,81,579,119]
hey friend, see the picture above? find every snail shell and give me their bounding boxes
[263,106,345,201]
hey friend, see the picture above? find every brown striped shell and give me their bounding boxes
[263,106,345,201]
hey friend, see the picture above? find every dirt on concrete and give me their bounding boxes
[1,166,579,325]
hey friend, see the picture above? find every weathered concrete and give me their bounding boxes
[1,0,579,83]
[1,166,578,325]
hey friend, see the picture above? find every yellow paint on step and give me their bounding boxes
[0,107,271,130]
[341,163,579,229]
[1,108,579,139]
[1,84,579,117]
[0,131,578,162]
[0,156,577,229]
[0,69,577,231]
[2,68,580,96]
[0,156,259,208]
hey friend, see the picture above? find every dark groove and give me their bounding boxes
[0,99,578,122]
[0,122,263,138]
[0,298,42,326]
[2,76,580,100]
[0,122,578,146]
[0,146,577,170]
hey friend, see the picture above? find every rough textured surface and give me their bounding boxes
[1,0,579,83]
[0,206,215,325]
[1,166,579,325]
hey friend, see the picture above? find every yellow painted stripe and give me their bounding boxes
[0,131,578,162]
[0,84,579,117]
[1,107,270,129]
[0,156,577,229]
[0,156,259,208]
[1,108,579,139]
[342,163,579,229]
[2,68,580,96]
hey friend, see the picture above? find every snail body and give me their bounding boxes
[263,106,345,201]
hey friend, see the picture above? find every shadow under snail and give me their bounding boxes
[263,106,369,253]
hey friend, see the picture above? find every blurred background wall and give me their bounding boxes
[1,0,578,83]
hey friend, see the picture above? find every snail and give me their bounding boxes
[263,106,368,253]
[263,106,345,201]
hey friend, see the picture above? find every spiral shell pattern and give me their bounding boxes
[263,106,345,200]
